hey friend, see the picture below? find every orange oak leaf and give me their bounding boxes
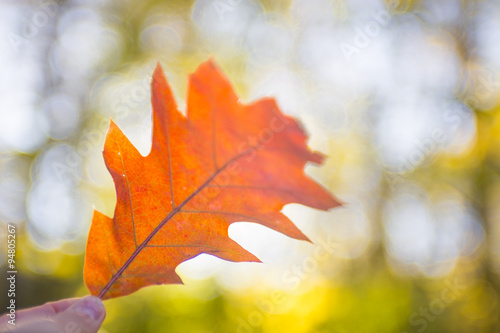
[84,59,341,300]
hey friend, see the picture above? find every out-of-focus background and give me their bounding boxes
[1,0,499,332]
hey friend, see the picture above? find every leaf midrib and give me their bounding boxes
[97,148,252,299]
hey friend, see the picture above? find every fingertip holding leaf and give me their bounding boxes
[84,59,342,300]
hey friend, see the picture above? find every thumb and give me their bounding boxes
[53,296,106,333]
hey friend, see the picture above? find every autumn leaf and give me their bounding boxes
[84,59,341,300]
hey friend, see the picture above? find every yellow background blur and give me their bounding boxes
[1,0,500,332]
